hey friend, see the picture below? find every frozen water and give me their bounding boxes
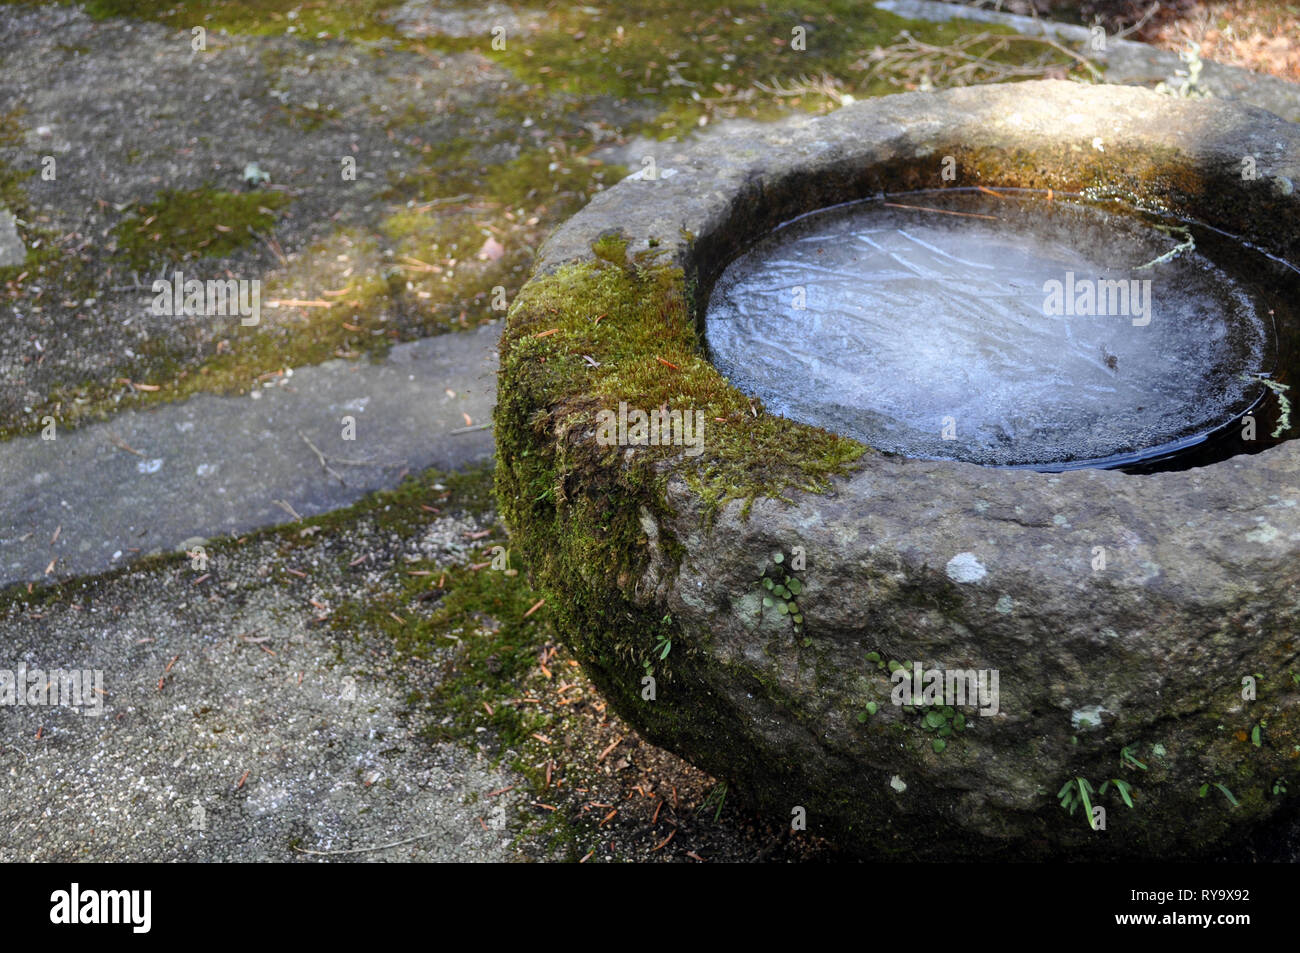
[705,191,1273,467]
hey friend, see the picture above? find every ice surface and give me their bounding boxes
[704,191,1272,467]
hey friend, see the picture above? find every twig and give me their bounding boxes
[107,431,145,457]
[753,72,852,105]
[883,202,999,220]
[272,499,303,521]
[449,423,492,434]
[299,432,345,486]
[250,229,288,267]
[858,29,1102,89]
[406,194,473,213]
[328,455,407,468]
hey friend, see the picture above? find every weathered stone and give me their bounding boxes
[497,82,1300,858]
[0,209,24,267]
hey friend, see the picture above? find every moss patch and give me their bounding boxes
[0,108,32,212]
[22,0,407,40]
[449,0,1071,138]
[111,187,290,273]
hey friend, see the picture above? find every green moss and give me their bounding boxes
[335,547,548,748]
[493,237,864,739]
[388,143,621,218]
[448,0,1067,139]
[495,239,865,516]
[0,109,32,212]
[22,0,407,41]
[591,233,628,267]
[112,187,290,273]
[485,150,618,213]
[311,463,499,538]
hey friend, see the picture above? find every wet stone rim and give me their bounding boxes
[499,82,1300,857]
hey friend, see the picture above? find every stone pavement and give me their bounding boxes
[0,323,498,586]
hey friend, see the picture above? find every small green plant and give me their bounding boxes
[698,781,728,823]
[862,653,965,753]
[856,701,879,722]
[756,551,804,636]
[1059,775,1137,829]
[1120,745,1148,771]
[1099,778,1136,809]
[642,614,673,676]
[1251,720,1265,747]
[1272,778,1287,797]
[1058,778,1099,830]
[920,705,964,740]
[1199,782,1240,808]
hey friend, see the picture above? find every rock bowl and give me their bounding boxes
[494,81,1300,858]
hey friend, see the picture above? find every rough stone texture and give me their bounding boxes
[0,323,498,586]
[0,209,22,267]
[505,82,1300,858]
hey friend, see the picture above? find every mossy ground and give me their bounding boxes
[12,0,407,39]
[0,120,622,438]
[112,187,291,273]
[440,0,1074,138]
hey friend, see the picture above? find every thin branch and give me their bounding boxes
[299,431,345,486]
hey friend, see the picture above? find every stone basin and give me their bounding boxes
[495,81,1300,858]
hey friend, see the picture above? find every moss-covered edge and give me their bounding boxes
[492,233,864,741]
